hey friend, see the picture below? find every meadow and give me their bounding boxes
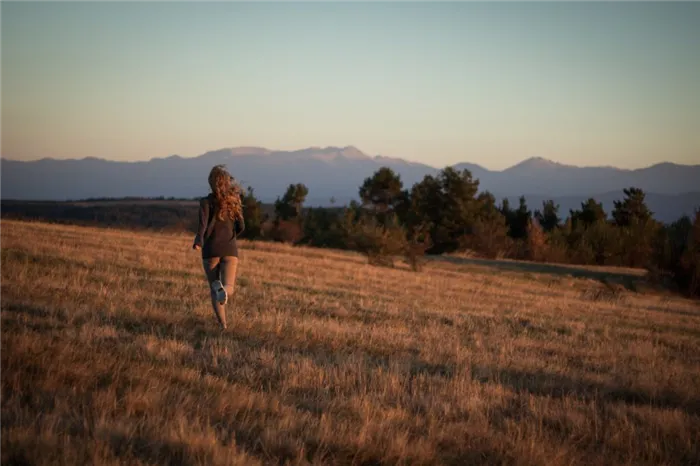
[2,219,699,465]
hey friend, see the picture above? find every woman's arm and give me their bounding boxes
[235,216,245,237]
[193,198,209,249]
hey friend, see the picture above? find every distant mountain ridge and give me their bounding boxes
[2,146,699,223]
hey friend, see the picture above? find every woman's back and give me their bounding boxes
[195,194,245,259]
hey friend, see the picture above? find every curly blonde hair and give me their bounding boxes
[208,165,244,222]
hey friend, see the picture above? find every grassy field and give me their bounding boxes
[2,219,699,466]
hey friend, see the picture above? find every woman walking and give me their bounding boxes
[193,165,245,330]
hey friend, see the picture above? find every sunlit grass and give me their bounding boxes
[2,219,699,465]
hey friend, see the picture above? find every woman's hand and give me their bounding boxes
[193,244,201,251]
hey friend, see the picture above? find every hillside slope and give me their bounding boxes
[2,220,699,465]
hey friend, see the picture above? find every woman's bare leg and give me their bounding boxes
[202,257,227,328]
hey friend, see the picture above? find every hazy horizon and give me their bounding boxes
[2,1,699,171]
[3,144,700,172]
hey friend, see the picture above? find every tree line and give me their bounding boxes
[241,166,699,298]
[2,166,697,298]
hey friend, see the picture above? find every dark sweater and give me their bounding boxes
[193,194,245,259]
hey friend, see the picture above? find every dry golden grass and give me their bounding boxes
[2,219,699,466]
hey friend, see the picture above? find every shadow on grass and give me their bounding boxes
[1,450,36,466]
[1,302,56,320]
[644,305,700,319]
[1,316,69,335]
[261,280,371,303]
[436,255,645,291]
[109,312,218,347]
[472,365,700,418]
[2,247,202,283]
[108,432,208,466]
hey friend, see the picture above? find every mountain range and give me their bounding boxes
[2,146,699,223]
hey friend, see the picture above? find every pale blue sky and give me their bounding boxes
[2,1,699,170]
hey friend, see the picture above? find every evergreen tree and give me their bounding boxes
[241,186,263,239]
[534,200,560,232]
[476,191,501,222]
[467,191,512,258]
[570,198,607,229]
[274,183,309,221]
[612,187,658,268]
[359,167,405,216]
[509,196,532,240]
[680,210,700,297]
[499,198,512,218]
[302,207,346,249]
[409,167,480,254]
[612,187,653,227]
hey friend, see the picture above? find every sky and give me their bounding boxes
[2,1,699,170]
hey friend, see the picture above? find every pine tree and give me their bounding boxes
[241,186,263,239]
[408,167,480,254]
[509,196,532,240]
[570,198,607,229]
[534,200,560,232]
[274,183,309,221]
[612,187,653,227]
[612,187,658,268]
